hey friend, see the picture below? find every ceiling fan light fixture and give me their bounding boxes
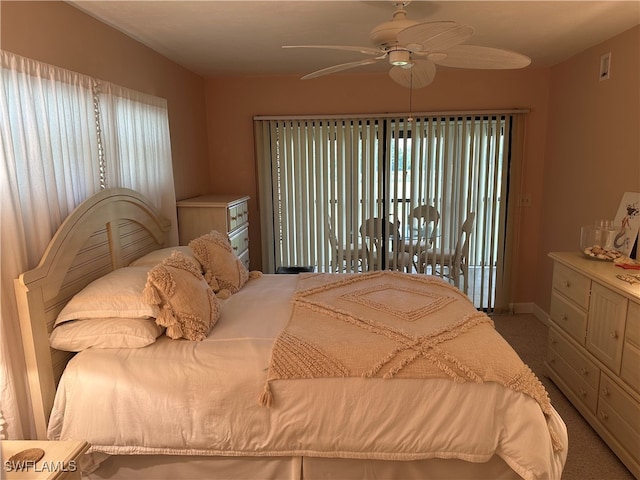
[389,49,411,66]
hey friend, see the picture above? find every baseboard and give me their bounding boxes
[509,302,551,326]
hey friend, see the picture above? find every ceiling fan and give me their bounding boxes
[283,1,531,89]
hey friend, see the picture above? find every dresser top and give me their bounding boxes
[550,251,640,301]
[176,194,250,208]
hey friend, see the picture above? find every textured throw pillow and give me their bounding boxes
[189,230,249,298]
[143,251,220,341]
[50,317,164,352]
[55,267,160,326]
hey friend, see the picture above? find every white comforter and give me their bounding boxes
[48,274,567,480]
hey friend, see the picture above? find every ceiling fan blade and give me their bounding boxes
[431,44,531,69]
[302,57,384,80]
[283,45,382,56]
[397,21,474,53]
[389,59,436,89]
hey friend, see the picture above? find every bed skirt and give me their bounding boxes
[84,453,522,480]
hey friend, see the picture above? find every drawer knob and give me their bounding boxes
[602,387,610,397]
[232,246,238,251]
[550,338,557,345]
[562,280,571,288]
[560,313,568,321]
[548,356,555,364]
[231,215,238,220]
[599,411,609,420]
[579,389,587,397]
[580,367,589,376]
[609,330,618,339]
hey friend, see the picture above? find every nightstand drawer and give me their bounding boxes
[552,262,591,309]
[550,291,588,344]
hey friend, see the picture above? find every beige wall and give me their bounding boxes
[205,66,551,288]
[1,1,211,201]
[536,26,640,311]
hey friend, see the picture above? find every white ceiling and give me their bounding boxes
[68,1,640,78]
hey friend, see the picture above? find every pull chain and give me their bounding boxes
[407,66,414,123]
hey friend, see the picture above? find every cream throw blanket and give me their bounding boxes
[260,271,562,451]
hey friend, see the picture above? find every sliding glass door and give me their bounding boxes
[256,112,525,310]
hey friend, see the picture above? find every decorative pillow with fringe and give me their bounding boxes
[188,230,253,298]
[143,251,220,341]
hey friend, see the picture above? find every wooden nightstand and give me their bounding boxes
[2,440,89,480]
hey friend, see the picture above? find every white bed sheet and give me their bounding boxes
[48,274,567,480]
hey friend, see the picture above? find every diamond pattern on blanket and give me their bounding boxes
[339,282,455,322]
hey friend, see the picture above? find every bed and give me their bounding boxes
[15,188,567,480]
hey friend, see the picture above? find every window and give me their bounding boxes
[0,50,176,439]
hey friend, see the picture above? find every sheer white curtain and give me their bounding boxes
[0,51,101,439]
[99,83,178,244]
[0,51,177,439]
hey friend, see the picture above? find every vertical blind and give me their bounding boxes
[255,111,526,311]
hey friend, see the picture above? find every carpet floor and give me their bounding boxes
[491,313,635,480]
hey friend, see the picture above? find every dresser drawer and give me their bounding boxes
[238,249,250,270]
[229,225,249,256]
[626,301,640,348]
[548,328,600,391]
[550,291,588,344]
[229,201,249,231]
[552,262,591,309]
[600,374,640,433]
[598,375,640,463]
[547,331,599,414]
[621,340,640,393]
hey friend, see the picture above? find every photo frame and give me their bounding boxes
[613,192,640,257]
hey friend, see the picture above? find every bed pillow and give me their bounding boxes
[143,250,220,341]
[50,317,164,352]
[189,230,249,298]
[128,246,199,270]
[55,267,160,326]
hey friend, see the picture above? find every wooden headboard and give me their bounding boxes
[14,188,172,439]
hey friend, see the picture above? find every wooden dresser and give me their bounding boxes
[546,251,640,477]
[176,194,250,269]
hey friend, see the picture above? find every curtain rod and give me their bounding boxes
[253,108,530,121]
